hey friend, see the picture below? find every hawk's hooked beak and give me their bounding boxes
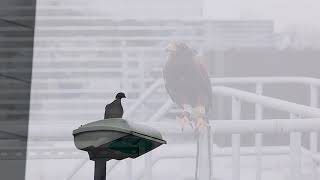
[166,42,177,52]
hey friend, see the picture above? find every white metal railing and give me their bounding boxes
[214,86,320,117]
[133,86,320,180]
[123,77,320,180]
[126,76,320,121]
[133,119,320,180]
[62,77,320,180]
[211,77,320,180]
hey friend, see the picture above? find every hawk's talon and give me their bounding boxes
[195,117,208,129]
[176,112,192,132]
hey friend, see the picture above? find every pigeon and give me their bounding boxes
[104,92,126,119]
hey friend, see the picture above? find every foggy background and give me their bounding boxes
[1,0,320,180]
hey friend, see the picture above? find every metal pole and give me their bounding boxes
[94,159,107,180]
[232,97,241,180]
[255,83,263,180]
[310,84,318,180]
[195,125,212,180]
[289,113,301,180]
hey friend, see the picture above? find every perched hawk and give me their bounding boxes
[163,42,212,129]
[104,92,126,119]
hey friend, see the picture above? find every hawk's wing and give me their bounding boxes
[193,58,213,109]
[163,62,184,108]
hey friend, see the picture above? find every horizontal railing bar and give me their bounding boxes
[2,16,213,21]
[0,144,293,160]
[0,36,204,41]
[22,77,320,87]
[0,47,168,51]
[210,119,320,134]
[0,26,203,31]
[3,68,123,73]
[26,77,318,91]
[302,147,320,162]
[146,119,320,135]
[211,77,320,86]
[3,77,319,86]
[212,86,320,117]
[12,119,320,139]
[133,145,314,180]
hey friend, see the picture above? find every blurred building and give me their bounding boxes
[206,20,275,50]
[36,0,205,19]
[30,0,277,122]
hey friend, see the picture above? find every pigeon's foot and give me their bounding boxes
[176,111,192,132]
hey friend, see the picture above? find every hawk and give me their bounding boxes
[163,42,212,129]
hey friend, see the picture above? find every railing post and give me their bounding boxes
[289,113,302,180]
[255,83,263,180]
[310,84,318,108]
[310,84,318,180]
[195,125,213,180]
[310,131,318,180]
[145,152,152,180]
[232,97,241,180]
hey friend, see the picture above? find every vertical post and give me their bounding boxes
[126,159,133,180]
[145,152,152,180]
[255,83,263,180]
[209,123,213,180]
[195,125,213,180]
[289,113,301,180]
[310,132,318,180]
[232,97,241,180]
[310,84,318,108]
[94,159,107,180]
[310,85,318,180]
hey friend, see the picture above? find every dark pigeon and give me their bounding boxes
[104,92,126,119]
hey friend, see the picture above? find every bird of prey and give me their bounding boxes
[104,92,126,119]
[163,42,212,130]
